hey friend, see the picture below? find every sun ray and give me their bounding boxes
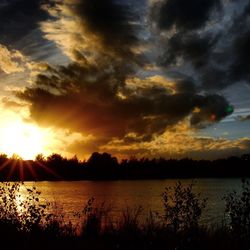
[24,160,38,181]
[0,159,11,171]
[19,160,24,181]
[7,159,18,180]
[36,161,62,180]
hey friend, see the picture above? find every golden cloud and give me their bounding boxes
[0,44,27,74]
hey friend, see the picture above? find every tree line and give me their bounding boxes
[0,152,250,181]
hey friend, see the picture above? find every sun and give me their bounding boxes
[0,120,49,160]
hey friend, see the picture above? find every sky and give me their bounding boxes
[0,0,250,160]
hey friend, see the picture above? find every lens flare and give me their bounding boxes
[210,114,216,121]
[226,105,234,115]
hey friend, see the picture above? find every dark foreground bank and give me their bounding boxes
[0,180,250,250]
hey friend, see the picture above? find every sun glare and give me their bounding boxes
[0,120,48,160]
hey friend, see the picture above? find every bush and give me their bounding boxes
[224,179,250,238]
[162,181,207,232]
[0,182,49,232]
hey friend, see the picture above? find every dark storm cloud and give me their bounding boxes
[151,0,225,91]
[14,0,235,146]
[160,32,218,69]
[224,1,250,82]
[200,67,228,90]
[152,0,221,31]
[151,0,250,91]
[174,78,196,93]
[72,0,141,60]
[190,95,232,127]
[229,30,250,82]
[17,60,232,139]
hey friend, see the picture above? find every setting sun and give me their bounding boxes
[0,120,48,160]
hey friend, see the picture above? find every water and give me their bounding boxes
[20,179,244,226]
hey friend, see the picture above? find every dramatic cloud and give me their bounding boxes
[14,0,238,158]
[151,0,250,91]
[1,0,247,160]
[160,32,218,69]
[0,0,66,68]
[190,95,233,127]
[230,30,250,82]
[41,0,144,63]
[73,0,139,58]
[17,60,233,142]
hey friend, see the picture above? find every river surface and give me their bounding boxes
[19,179,244,226]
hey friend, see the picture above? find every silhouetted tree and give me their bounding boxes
[87,152,118,179]
[0,153,8,162]
[47,153,64,164]
[35,154,46,163]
